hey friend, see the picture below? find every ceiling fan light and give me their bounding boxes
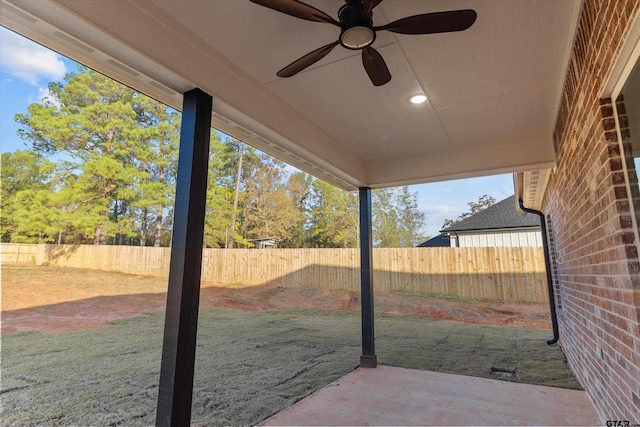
[410,94,427,104]
[340,25,375,49]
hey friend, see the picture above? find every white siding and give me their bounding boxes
[455,229,542,247]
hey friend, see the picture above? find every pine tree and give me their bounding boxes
[240,156,303,245]
[282,172,313,247]
[373,187,426,247]
[204,132,235,248]
[1,151,61,242]
[14,68,180,245]
[307,179,359,248]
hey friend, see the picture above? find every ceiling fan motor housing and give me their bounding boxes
[339,0,375,50]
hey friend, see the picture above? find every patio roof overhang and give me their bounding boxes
[0,1,583,424]
[1,0,582,196]
[515,169,552,210]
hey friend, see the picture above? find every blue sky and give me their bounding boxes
[1,27,72,152]
[0,26,514,239]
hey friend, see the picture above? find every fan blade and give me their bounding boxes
[362,46,391,86]
[250,0,340,26]
[375,9,477,35]
[361,0,383,18]
[277,41,339,78]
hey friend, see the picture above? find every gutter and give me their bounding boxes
[518,199,560,345]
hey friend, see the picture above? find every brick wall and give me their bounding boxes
[545,0,640,421]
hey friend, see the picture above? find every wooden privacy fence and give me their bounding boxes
[1,244,548,303]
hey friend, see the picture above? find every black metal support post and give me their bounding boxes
[359,187,377,368]
[156,88,212,426]
[518,200,560,345]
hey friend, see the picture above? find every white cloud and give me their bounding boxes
[423,204,465,217]
[283,163,302,176]
[0,26,66,85]
[37,86,61,108]
[420,204,466,237]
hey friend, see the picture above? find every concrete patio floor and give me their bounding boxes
[261,365,600,426]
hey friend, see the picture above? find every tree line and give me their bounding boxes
[1,68,426,248]
[441,194,496,229]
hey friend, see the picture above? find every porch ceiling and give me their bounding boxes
[0,0,581,190]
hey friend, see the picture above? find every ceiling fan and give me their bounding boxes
[250,0,477,86]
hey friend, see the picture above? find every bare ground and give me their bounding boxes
[1,265,551,333]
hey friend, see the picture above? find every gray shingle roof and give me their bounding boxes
[440,195,540,233]
[417,233,450,247]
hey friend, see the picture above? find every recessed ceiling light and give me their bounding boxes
[410,94,427,104]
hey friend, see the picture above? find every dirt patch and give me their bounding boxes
[1,265,551,333]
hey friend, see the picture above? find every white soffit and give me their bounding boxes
[0,0,582,190]
[515,169,551,211]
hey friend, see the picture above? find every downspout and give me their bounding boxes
[518,200,559,345]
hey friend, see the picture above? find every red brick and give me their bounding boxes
[542,0,640,421]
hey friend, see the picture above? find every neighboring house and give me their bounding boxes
[439,195,542,247]
[246,237,281,249]
[416,233,450,247]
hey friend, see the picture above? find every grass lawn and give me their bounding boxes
[1,308,579,426]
